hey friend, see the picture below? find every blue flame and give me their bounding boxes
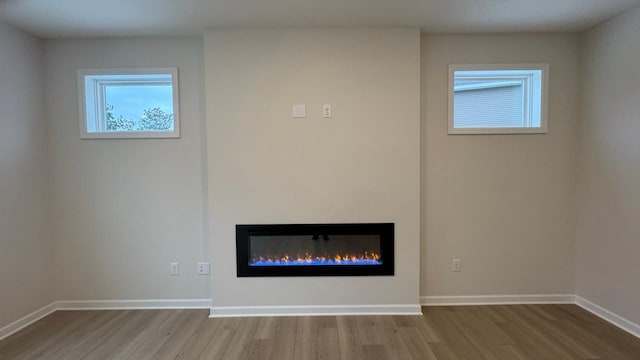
[249,259,382,266]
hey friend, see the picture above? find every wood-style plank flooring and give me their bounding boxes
[1,305,639,359]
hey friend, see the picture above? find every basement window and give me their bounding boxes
[448,64,548,134]
[78,68,180,139]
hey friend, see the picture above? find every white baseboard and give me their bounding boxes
[55,299,212,310]
[0,299,211,341]
[3,296,637,341]
[575,296,640,339]
[210,304,423,318]
[420,294,638,339]
[0,302,57,341]
[421,294,576,306]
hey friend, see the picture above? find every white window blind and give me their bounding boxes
[454,84,523,128]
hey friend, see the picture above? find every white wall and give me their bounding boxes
[421,34,579,297]
[0,22,53,328]
[576,5,640,324]
[44,38,210,301]
[205,28,421,310]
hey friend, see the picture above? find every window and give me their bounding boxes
[448,64,548,134]
[78,68,180,139]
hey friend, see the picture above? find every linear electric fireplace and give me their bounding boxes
[236,223,394,277]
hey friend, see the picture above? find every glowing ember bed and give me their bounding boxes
[236,223,394,277]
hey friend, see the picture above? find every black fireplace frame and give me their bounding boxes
[236,223,394,277]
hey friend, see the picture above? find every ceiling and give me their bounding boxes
[1,0,639,38]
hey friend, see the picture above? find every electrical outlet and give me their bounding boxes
[452,258,461,272]
[170,262,179,275]
[292,104,306,118]
[323,104,332,118]
[197,262,210,275]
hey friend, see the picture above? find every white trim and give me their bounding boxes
[0,299,210,341]
[575,296,640,339]
[421,294,575,306]
[3,297,638,341]
[55,299,211,310]
[209,304,422,318]
[0,302,57,341]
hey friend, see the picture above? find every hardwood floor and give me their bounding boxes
[1,305,639,359]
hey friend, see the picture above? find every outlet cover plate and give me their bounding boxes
[452,258,461,272]
[170,262,180,276]
[293,104,306,118]
[197,262,210,275]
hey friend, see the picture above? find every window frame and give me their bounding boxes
[77,67,180,139]
[448,63,549,135]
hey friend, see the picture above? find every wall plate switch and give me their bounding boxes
[323,104,332,118]
[452,258,461,272]
[197,262,210,275]
[170,262,180,276]
[293,104,306,118]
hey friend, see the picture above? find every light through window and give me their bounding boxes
[78,68,179,138]
[448,64,548,134]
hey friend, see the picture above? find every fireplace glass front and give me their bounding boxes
[236,223,394,277]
